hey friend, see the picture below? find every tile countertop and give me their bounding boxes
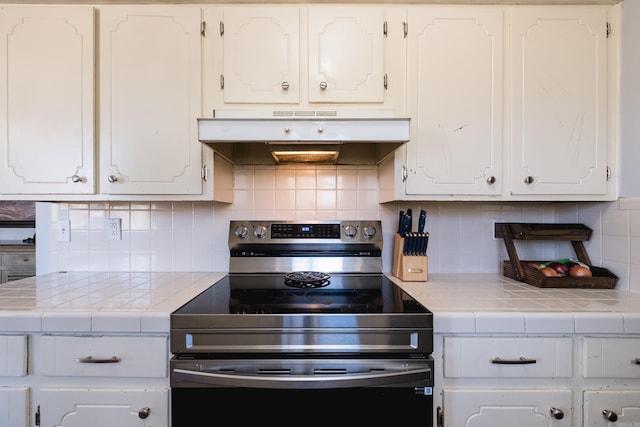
[1,271,640,335]
[389,273,640,335]
[0,271,225,334]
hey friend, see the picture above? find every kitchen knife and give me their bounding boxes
[418,210,427,233]
[406,209,413,232]
[398,210,405,235]
[400,212,412,237]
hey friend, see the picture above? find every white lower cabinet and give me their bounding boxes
[0,387,29,427]
[443,389,572,427]
[39,388,168,427]
[37,335,170,427]
[584,390,640,426]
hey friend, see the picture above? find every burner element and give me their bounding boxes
[284,271,331,289]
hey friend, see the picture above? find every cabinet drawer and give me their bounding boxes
[0,253,35,266]
[0,335,28,376]
[41,335,168,378]
[444,336,572,378]
[583,337,640,378]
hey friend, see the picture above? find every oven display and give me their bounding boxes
[271,223,340,238]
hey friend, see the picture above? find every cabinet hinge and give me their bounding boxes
[436,406,444,427]
[607,166,611,181]
[202,165,208,182]
[402,165,408,182]
[220,21,224,36]
[201,21,206,37]
[220,74,224,90]
[383,21,388,37]
[606,22,611,38]
[384,74,388,90]
[35,405,40,426]
[403,22,408,38]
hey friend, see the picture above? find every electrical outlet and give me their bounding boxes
[106,218,122,241]
[57,220,71,242]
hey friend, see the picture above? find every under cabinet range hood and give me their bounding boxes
[197,110,410,165]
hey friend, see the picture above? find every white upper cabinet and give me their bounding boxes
[99,6,204,195]
[0,6,95,195]
[204,5,400,112]
[405,6,504,197]
[509,6,612,198]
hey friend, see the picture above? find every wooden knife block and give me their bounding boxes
[392,234,428,282]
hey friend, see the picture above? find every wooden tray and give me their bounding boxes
[495,223,618,289]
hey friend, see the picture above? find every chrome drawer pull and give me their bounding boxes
[75,355,121,364]
[491,357,537,365]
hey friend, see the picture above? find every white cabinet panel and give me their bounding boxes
[40,388,168,427]
[406,6,504,197]
[0,335,27,376]
[584,390,640,426]
[444,389,572,427]
[99,6,204,195]
[0,6,95,195]
[0,387,29,427]
[444,336,572,378]
[583,337,640,378]
[510,6,610,197]
[41,335,167,378]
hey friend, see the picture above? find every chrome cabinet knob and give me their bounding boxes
[317,127,324,134]
[108,175,118,183]
[550,408,564,420]
[138,407,150,419]
[486,176,496,184]
[319,81,328,90]
[281,81,290,90]
[71,175,82,183]
[602,410,618,422]
[284,127,290,133]
[524,176,534,184]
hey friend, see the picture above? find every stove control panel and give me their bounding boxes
[229,220,381,244]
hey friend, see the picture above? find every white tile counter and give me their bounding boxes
[0,271,225,333]
[3,271,640,335]
[389,273,640,335]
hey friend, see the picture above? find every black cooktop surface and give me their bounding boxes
[173,273,430,315]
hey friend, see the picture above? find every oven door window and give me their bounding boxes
[171,387,433,426]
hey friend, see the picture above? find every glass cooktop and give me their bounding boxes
[173,273,430,315]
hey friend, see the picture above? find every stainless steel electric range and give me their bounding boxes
[170,220,434,427]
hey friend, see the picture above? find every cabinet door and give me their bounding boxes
[40,388,168,427]
[99,6,203,195]
[307,6,385,103]
[405,6,503,196]
[584,391,640,426]
[0,6,95,195]
[444,389,572,427]
[510,6,609,197]
[218,7,300,104]
[0,387,29,427]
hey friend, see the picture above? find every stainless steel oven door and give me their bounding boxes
[170,357,433,427]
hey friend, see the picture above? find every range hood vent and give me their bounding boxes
[197,110,410,165]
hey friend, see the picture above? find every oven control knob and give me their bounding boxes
[234,225,249,239]
[343,225,358,238]
[253,225,268,239]
[362,225,377,239]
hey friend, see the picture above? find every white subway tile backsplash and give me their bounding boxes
[36,170,640,294]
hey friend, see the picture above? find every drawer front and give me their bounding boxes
[0,253,35,266]
[0,335,28,376]
[444,336,572,378]
[583,337,640,378]
[41,335,168,378]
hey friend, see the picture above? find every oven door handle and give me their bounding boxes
[172,367,431,389]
